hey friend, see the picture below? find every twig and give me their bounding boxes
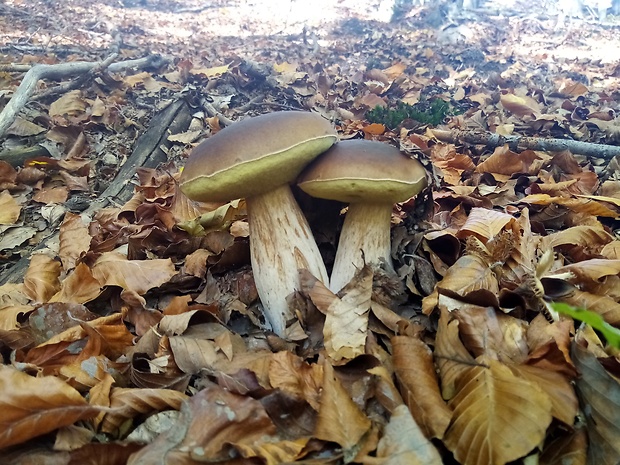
[201,98,235,127]
[0,64,33,73]
[233,94,264,113]
[430,128,620,160]
[0,44,90,55]
[0,54,168,140]
[32,51,120,101]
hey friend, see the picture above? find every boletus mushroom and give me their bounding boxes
[180,111,338,336]
[298,139,427,293]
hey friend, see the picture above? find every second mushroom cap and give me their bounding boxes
[298,139,427,203]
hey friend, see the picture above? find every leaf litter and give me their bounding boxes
[0,0,619,464]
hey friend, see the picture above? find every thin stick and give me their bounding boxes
[0,54,168,139]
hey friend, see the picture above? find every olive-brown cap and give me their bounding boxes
[179,111,337,202]
[298,140,427,203]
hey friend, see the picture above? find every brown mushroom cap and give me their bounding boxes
[297,139,427,203]
[180,111,338,202]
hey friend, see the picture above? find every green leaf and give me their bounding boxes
[550,302,620,349]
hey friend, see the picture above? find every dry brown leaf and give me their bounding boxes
[504,207,540,283]
[301,267,372,363]
[423,254,499,314]
[168,336,219,374]
[500,93,540,117]
[58,212,92,271]
[190,63,230,77]
[0,190,20,225]
[0,304,33,331]
[434,303,475,400]
[475,146,544,176]
[557,80,588,97]
[540,225,615,251]
[314,360,371,451]
[91,252,176,295]
[23,254,62,303]
[576,194,620,207]
[0,365,102,449]
[554,258,620,282]
[366,404,443,465]
[49,262,103,304]
[539,426,587,465]
[392,335,452,439]
[49,90,86,117]
[444,356,553,465]
[127,382,276,464]
[526,315,575,376]
[268,351,323,411]
[601,241,620,259]
[234,437,309,464]
[520,194,620,218]
[39,312,131,350]
[457,207,516,242]
[100,387,188,435]
[572,340,620,464]
[453,304,529,364]
[509,364,578,426]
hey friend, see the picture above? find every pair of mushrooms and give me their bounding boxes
[180,111,427,336]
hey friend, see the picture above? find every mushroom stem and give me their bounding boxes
[330,202,393,293]
[247,184,329,335]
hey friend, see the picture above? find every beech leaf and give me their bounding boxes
[444,356,553,465]
[100,387,188,435]
[371,404,443,465]
[572,340,620,464]
[58,212,92,271]
[23,254,61,303]
[314,361,371,452]
[0,190,20,225]
[91,252,176,295]
[392,335,452,439]
[301,266,372,363]
[0,365,102,449]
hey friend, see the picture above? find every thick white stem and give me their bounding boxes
[247,184,328,336]
[330,202,393,293]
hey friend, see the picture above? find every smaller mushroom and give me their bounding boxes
[180,111,338,336]
[298,140,427,293]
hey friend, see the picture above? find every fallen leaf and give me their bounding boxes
[314,361,371,452]
[571,339,620,464]
[444,356,553,465]
[49,90,86,117]
[392,335,452,439]
[23,254,62,303]
[301,267,372,363]
[0,190,20,224]
[127,382,276,464]
[91,252,176,295]
[368,404,443,465]
[58,213,92,271]
[0,365,102,449]
[100,387,188,435]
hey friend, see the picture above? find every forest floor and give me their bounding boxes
[0,0,619,464]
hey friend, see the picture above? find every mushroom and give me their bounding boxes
[297,139,427,293]
[180,111,338,336]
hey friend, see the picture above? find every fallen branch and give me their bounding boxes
[430,129,620,160]
[0,54,168,140]
[32,50,120,102]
